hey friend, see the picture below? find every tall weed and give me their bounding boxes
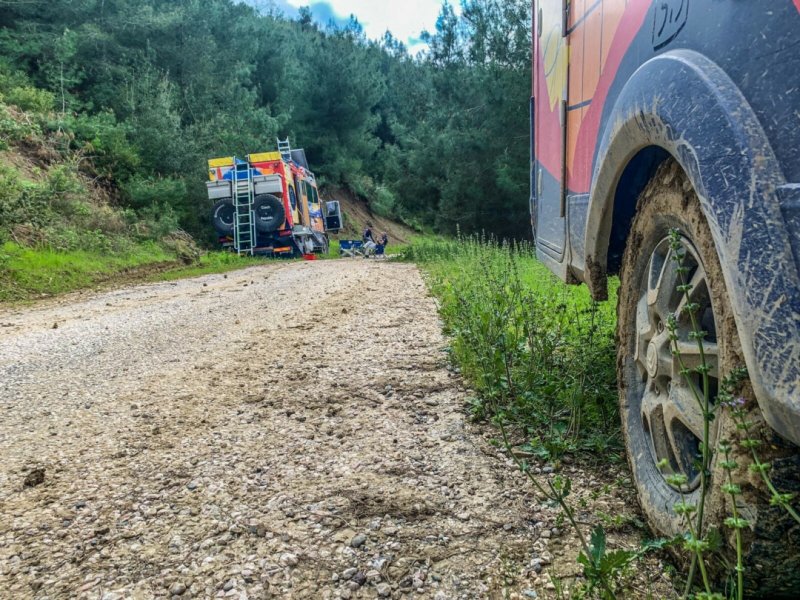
[404,235,619,456]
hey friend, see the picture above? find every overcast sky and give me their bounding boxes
[264,0,458,53]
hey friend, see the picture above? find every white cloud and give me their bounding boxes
[284,0,456,52]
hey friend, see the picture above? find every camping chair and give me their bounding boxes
[339,240,364,258]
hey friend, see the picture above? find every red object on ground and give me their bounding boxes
[302,254,317,261]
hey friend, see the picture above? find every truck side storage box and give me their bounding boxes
[253,175,283,196]
[206,181,232,200]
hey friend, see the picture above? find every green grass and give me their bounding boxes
[0,234,416,304]
[401,235,622,459]
[0,241,170,301]
[0,242,253,302]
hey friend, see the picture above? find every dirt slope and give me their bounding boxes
[321,188,416,244]
[0,261,672,599]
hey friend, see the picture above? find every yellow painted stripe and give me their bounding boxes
[249,152,282,163]
[208,157,235,168]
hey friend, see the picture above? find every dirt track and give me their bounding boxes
[0,260,668,599]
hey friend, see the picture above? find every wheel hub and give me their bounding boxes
[646,342,659,378]
[631,235,720,491]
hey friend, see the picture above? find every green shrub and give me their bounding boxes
[403,236,620,457]
[0,165,53,230]
[46,164,86,202]
[0,164,24,208]
[0,61,30,96]
[4,86,54,113]
[121,174,187,212]
[58,112,140,179]
[347,173,376,200]
[372,185,397,218]
[0,103,40,148]
[133,203,181,241]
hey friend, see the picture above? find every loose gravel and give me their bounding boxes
[0,260,673,599]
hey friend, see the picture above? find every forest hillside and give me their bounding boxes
[0,0,532,265]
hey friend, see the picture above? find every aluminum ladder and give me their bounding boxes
[232,159,255,256]
[277,138,293,163]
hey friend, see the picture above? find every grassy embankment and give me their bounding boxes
[402,236,622,458]
[1,237,414,303]
[0,65,262,303]
[0,242,254,302]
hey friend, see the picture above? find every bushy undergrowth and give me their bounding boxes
[0,66,207,299]
[403,236,620,457]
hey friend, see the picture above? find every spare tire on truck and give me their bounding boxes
[212,198,235,235]
[253,194,286,233]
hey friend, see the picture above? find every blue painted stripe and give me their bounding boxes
[567,98,593,111]
[567,0,603,35]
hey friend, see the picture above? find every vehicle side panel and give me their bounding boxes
[532,1,800,443]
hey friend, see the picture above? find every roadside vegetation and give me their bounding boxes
[403,236,657,597]
[0,64,224,301]
[406,235,800,599]
[404,236,621,459]
[0,240,252,302]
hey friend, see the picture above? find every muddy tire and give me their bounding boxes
[212,198,235,236]
[253,194,286,233]
[617,160,800,597]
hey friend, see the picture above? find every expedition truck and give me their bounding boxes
[531,1,800,593]
[207,140,342,256]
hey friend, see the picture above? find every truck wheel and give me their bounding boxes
[618,160,800,596]
[253,194,286,233]
[212,198,235,235]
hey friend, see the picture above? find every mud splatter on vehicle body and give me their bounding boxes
[531,1,800,595]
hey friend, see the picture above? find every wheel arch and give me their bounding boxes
[585,49,800,444]
[605,146,672,277]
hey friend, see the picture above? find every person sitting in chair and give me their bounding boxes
[374,232,388,258]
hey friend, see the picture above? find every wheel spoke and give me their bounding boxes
[641,386,663,426]
[664,383,705,440]
[663,383,706,481]
[641,386,675,473]
[647,244,681,320]
[675,263,709,321]
[672,339,719,380]
[635,294,654,378]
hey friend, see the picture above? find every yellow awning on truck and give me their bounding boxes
[248,152,282,163]
[208,157,235,168]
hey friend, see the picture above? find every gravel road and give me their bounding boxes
[0,260,669,599]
